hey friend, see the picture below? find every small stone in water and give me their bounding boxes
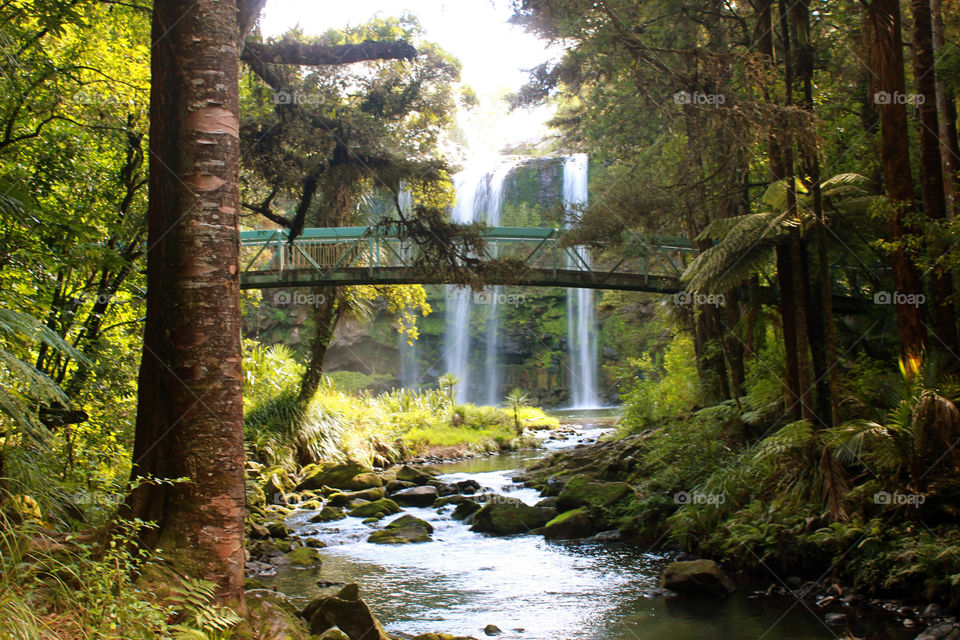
[824,613,847,626]
[484,624,502,636]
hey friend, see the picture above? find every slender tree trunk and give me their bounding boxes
[298,288,341,404]
[866,0,926,364]
[930,0,960,216]
[911,0,958,354]
[124,0,246,604]
[754,0,804,419]
[793,0,840,425]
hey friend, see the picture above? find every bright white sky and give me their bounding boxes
[259,0,559,155]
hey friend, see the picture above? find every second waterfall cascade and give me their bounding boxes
[444,159,517,403]
[421,154,602,406]
[563,154,600,408]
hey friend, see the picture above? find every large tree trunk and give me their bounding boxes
[124,0,246,604]
[911,0,958,354]
[866,0,926,364]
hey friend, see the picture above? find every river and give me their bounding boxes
[263,425,912,640]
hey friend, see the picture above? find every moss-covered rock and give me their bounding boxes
[300,499,323,510]
[286,546,323,568]
[262,466,295,498]
[396,465,434,485]
[556,476,634,512]
[542,508,594,540]
[317,628,351,640]
[266,521,291,539]
[246,477,267,509]
[301,583,391,640]
[347,498,402,519]
[367,514,434,544]
[240,589,313,640]
[350,473,384,490]
[661,559,735,597]
[452,500,482,520]
[305,538,327,548]
[328,487,387,506]
[470,498,556,535]
[386,480,417,493]
[393,485,438,507]
[296,463,381,491]
[309,506,346,523]
[434,495,474,508]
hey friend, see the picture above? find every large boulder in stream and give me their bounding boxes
[661,559,735,597]
[367,514,434,544]
[556,476,634,512]
[347,498,402,519]
[542,507,594,540]
[396,465,436,485]
[470,497,556,535]
[296,463,382,492]
[393,485,438,507]
[327,487,387,506]
[301,583,391,640]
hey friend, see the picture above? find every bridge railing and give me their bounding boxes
[239,225,695,287]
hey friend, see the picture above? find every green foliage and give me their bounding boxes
[618,332,700,431]
[325,370,395,395]
[0,510,237,639]
[244,346,554,470]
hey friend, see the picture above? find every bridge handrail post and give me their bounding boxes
[277,230,284,273]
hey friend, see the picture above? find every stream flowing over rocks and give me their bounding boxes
[249,423,922,640]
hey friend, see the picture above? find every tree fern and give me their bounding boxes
[683,173,876,294]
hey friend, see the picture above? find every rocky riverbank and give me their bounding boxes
[509,432,960,640]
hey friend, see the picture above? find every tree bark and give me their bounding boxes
[298,288,340,405]
[911,0,958,354]
[866,0,927,364]
[930,0,960,216]
[124,0,246,604]
[792,0,840,426]
[242,40,416,67]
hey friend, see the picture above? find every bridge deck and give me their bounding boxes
[239,226,693,292]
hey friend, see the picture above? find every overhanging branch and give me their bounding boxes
[241,40,417,68]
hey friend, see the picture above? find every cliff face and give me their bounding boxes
[242,156,641,406]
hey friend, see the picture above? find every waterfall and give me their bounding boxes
[444,159,517,403]
[563,154,600,408]
[397,186,420,389]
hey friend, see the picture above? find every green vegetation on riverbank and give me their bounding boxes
[243,344,559,473]
[522,330,960,609]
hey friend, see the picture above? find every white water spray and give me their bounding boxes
[563,154,601,408]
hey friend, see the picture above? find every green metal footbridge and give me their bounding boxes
[239,226,694,292]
